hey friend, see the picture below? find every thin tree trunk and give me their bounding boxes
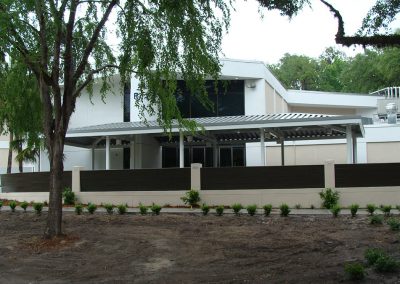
[18,139,23,173]
[7,133,13,174]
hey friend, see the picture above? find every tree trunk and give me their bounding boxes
[7,133,13,174]
[44,134,65,238]
[18,139,23,173]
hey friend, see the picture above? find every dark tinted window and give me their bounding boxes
[123,82,131,122]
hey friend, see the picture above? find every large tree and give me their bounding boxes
[0,0,230,238]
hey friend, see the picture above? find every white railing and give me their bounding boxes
[370,87,400,98]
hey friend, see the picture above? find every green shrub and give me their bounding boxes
[87,203,97,214]
[150,204,162,215]
[104,204,114,215]
[366,204,376,215]
[279,203,290,217]
[387,218,400,231]
[396,205,400,212]
[246,204,257,216]
[381,205,392,217]
[294,204,301,209]
[74,204,83,215]
[139,203,148,215]
[33,202,43,215]
[319,188,339,209]
[9,201,17,212]
[20,201,29,212]
[180,189,201,207]
[350,204,359,217]
[201,204,209,216]
[370,214,384,225]
[330,204,341,218]
[62,187,75,205]
[231,203,243,215]
[43,200,48,207]
[117,204,127,215]
[374,255,399,272]
[344,262,365,280]
[310,204,315,209]
[263,204,272,216]
[0,200,2,209]
[365,248,386,266]
[215,205,224,216]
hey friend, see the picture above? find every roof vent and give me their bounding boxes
[386,103,398,124]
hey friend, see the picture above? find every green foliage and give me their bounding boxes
[350,204,359,217]
[370,214,384,225]
[310,204,315,209]
[344,262,365,281]
[279,204,290,217]
[74,204,83,215]
[20,201,29,212]
[374,255,399,272]
[216,205,224,216]
[330,204,341,218]
[87,203,97,214]
[263,204,272,216]
[33,202,43,215]
[381,205,392,216]
[150,204,162,215]
[387,218,400,231]
[104,204,114,215]
[246,205,257,216]
[201,204,210,216]
[181,189,201,207]
[294,204,301,209]
[9,201,17,212]
[139,203,148,215]
[62,187,75,205]
[367,204,377,215]
[231,203,243,215]
[0,200,3,209]
[365,248,386,266]
[117,204,127,215]
[319,188,340,209]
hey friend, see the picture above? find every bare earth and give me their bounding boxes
[0,212,399,283]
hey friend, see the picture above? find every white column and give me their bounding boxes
[191,163,202,191]
[324,160,335,189]
[260,128,265,166]
[106,136,110,170]
[179,132,184,168]
[346,126,353,164]
[72,166,84,194]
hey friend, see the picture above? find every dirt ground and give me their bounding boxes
[0,212,399,284]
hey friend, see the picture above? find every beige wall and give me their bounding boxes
[290,106,356,115]
[0,134,9,141]
[367,142,400,163]
[266,144,347,166]
[265,81,289,114]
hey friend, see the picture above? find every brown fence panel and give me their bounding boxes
[0,172,72,192]
[335,163,400,188]
[80,168,191,192]
[201,165,324,190]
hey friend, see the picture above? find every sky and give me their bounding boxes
[221,0,399,64]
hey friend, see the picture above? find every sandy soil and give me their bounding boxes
[0,212,399,283]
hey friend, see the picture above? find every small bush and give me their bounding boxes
[366,204,376,215]
[150,204,162,215]
[117,204,127,215]
[75,204,83,215]
[62,187,75,205]
[370,214,384,225]
[396,205,400,212]
[246,204,257,216]
[344,262,365,280]
[365,248,386,266]
[374,255,399,273]
[139,203,148,215]
[216,205,224,216]
[180,189,201,207]
[201,204,209,216]
[43,201,48,207]
[9,201,17,212]
[263,204,272,216]
[319,188,340,209]
[330,204,341,218]
[381,205,392,217]
[294,204,301,209]
[20,201,29,212]
[280,203,290,217]
[104,204,114,215]
[231,203,243,215]
[387,218,400,231]
[33,202,43,215]
[350,204,359,218]
[310,204,315,209]
[0,200,2,209]
[87,203,97,214]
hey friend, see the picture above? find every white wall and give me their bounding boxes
[244,79,266,115]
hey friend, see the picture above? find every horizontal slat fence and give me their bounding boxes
[335,163,400,187]
[0,172,72,192]
[201,165,325,190]
[80,168,191,192]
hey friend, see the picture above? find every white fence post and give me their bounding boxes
[191,163,202,191]
[324,160,335,189]
[72,166,84,194]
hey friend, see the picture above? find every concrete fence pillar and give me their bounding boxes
[72,166,84,194]
[324,160,335,189]
[191,163,202,190]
